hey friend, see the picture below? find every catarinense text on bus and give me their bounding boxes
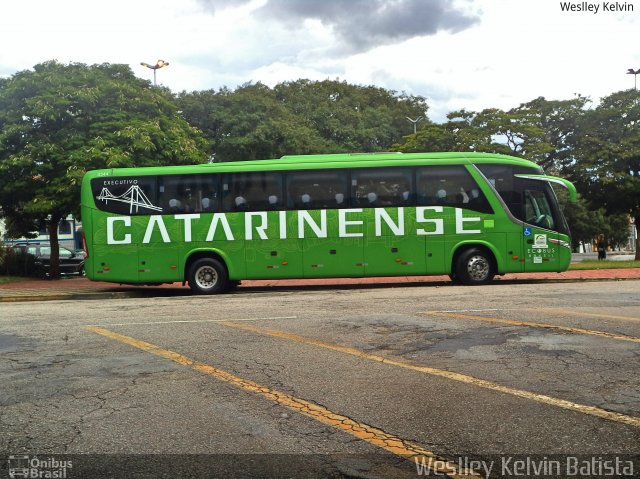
[105,207,485,244]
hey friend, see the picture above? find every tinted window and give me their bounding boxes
[416,165,493,214]
[351,168,413,207]
[92,175,221,215]
[159,174,219,213]
[222,172,283,211]
[91,176,159,215]
[477,164,542,219]
[522,182,568,234]
[286,170,349,209]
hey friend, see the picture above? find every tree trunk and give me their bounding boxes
[48,217,61,279]
[635,215,640,261]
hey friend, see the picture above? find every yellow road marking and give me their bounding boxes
[219,321,640,429]
[86,326,477,479]
[535,308,640,323]
[88,316,298,327]
[425,312,640,344]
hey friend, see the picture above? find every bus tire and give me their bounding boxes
[455,247,495,285]
[188,258,229,294]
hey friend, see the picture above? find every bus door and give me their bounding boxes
[136,215,182,283]
[521,185,561,272]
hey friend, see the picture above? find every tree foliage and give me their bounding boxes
[0,61,209,277]
[558,192,629,251]
[177,83,330,162]
[396,96,588,173]
[572,90,640,258]
[178,79,428,162]
[1,59,639,269]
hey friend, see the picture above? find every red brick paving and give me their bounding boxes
[2,268,639,292]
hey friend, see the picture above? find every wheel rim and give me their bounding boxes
[195,265,218,290]
[466,255,490,282]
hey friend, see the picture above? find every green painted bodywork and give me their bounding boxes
[80,152,575,284]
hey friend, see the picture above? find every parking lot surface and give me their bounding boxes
[1,279,639,478]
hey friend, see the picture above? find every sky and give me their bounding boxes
[0,0,639,122]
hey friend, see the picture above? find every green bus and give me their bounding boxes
[80,152,576,293]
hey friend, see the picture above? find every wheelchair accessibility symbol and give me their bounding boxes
[524,227,532,237]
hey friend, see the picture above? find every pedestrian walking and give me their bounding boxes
[597,235,607,260]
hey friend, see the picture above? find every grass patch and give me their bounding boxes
[0,276,32,285]
[570,260,640,270]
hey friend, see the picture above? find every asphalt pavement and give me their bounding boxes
[2,280,639,477]
[1,266,640,302]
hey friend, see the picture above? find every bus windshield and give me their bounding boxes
[477,164,570,235]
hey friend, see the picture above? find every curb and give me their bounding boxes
[1,274,639,302]
[0,290,153,303]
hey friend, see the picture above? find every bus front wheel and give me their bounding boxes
[455,248,495,285]
[188,258,229,294]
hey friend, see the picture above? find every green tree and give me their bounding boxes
[558,192,607,251]
[573,89,640,259]
[178,79,429,162]
[396,108,512,154]
[0,61,208,277]
[394,122,457,152]
[178,83,328,162]
[274,79,428,152]
[604,214,633,250]
[398,97,587,171]
[510,96,588,174]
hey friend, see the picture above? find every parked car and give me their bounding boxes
[11,244,85,276]
[73,249,88,259]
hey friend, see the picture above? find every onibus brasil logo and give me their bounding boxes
[8,455,73,478]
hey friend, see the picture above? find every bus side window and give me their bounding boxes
[524,188,555,229]
[195,174,219,212]
[158,174,219,214]
[417,166,492,214]
[198,176,219,212]
[476,164,549,219]
[201,197,212,211]
[160,176,190,213]
[223,172,283,212]
[234,196,248,210]
[285,170,349,210]
[351,167,413,208]
[91,175,158,215]
[222,174,248,211]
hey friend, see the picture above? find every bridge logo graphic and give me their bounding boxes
[97,185,163,214]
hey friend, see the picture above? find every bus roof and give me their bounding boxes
[84,152,541,179]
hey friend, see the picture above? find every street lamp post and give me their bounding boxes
[141,59,170,86]
[628,68,640,90]
[406,116,424,134]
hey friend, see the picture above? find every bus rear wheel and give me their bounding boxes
[188,258,229,294]
[455,248,495,285]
